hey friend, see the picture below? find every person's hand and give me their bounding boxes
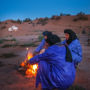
[40,48,45,54]
[33,51,39,56]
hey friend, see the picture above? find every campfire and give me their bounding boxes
[19,48,38,78]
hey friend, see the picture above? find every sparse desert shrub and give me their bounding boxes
[16,19,22,24]
[87,39,90,45]
[60,13,71,16]
[0,39,8,44]
[4,38,16,41]
[55,16,61,20]
[0,38,16,43]
[51,15,56,20]
[73,15,88,21]
[0,53,17,58]
[5,22,8,24]
[73,18,78,21]
[44,17,49,21]
[10,20,17,23]
[66,14,71,16]
[2,44,17,48]
[9,35,12,37]
[73,12,88,21]
[51,15,61,20]
[23,18,32,22]
[87,33,90,45]
[60,13,65,16]
[82,29,86,34]
[34,30,42,32]
[20,43,37,47]
[42,21,48,25]
[38,34,44,42]
[0,26,6,30]
[73,16,88,21]
[10,38,17,41]
[77,12,85,16]
[0,39,4,44]
[5,38,16,42]
[28,22,32,24]
[10,19,22,24]
[37,18,48,25]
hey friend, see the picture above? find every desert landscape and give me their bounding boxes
[0,14,90,90]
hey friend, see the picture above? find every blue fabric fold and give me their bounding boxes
[61,39,82,64]
[29,45,76,89]
[34,39,45,53]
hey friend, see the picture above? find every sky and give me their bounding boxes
[0,0,90,21]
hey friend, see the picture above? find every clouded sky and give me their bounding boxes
[0,0,90,21]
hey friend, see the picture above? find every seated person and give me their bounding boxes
[28,35,76,90]
[61,29,82,68]
[34,31,52,55]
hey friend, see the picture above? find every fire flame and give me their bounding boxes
[20,51,38,77]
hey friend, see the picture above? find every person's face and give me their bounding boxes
[65,33,69,40]
[44,36,47,40]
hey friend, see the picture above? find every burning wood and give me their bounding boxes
[18,48,45,78]
[19,49,38,78]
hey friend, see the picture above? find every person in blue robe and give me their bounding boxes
[34,31,52,54]
[61,29,82,68]
[28,35,76,90]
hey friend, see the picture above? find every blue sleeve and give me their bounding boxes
[34,39,45,52]
[28,49,50,64]
[72,44,82,63]
[60,40,66,44]
[69,40,82,63]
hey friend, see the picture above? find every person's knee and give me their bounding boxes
[39,61,47,71]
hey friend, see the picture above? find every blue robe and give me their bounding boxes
[29,45,76,89]
[34,39,45,53]
[61,39,82,64]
